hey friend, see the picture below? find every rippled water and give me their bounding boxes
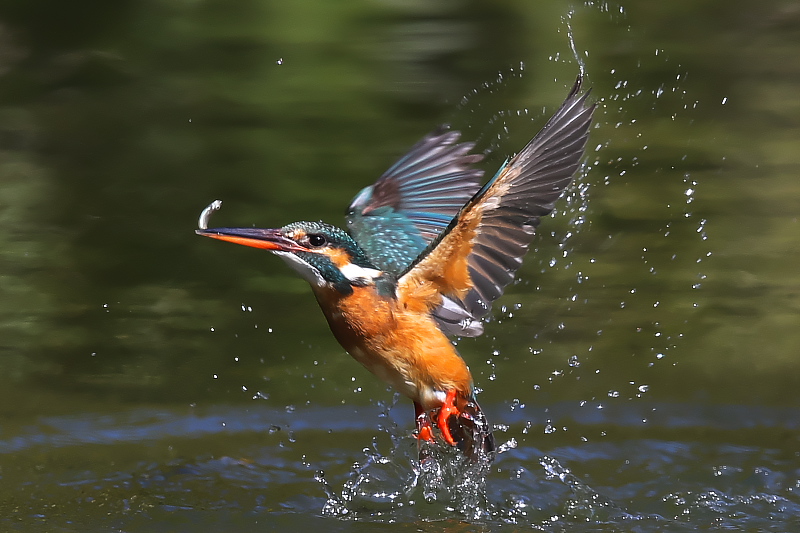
[4,400,800,530]
[1,0,800,531]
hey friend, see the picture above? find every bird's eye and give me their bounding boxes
[307,234,327,247]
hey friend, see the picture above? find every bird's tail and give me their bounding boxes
[448,394,495,462]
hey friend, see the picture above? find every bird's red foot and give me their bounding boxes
[414,403,435,442]
[416,421,434,442]
[436,389,461,446]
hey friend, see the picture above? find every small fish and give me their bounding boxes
[198,200,223,230]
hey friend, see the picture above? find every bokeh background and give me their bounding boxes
[1,0,799,530]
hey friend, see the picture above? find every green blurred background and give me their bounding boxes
[0,0,799,530]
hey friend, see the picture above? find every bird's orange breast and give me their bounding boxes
[312,284,473,409]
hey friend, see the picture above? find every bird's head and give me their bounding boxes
[196,221,382,294]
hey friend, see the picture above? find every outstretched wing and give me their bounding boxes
[396,77,595,327]
[345,127,484,275]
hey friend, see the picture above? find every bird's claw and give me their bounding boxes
[415,412,435,442]
[417,424,434,442]
[436,389,461,446]
[414,391,461,446]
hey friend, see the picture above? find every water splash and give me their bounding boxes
[539,455,631,522]
[318,435,497,519]
[316,394,502,520]
[564,9,586,78]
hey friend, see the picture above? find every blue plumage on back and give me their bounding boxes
[344,201,427,273]
[346,126,484,274]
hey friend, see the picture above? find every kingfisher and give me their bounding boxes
[196,77,594,461]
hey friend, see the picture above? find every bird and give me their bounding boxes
[196,76,595,462]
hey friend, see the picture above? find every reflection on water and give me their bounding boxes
[1,0,800,530]
[3,400,800,529]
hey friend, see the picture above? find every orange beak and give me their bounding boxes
[195,228,307,253]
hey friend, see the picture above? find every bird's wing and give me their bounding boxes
[345,127,484,275]
[397,77,595,326]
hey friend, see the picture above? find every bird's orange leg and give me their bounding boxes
[436,389,461,446]
[414,402,434,442]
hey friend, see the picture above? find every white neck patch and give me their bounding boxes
[339,262,382,285]
[275,251,381,289]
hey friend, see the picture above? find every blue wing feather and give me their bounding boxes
[345,126,484,272]
[399,76,595,331]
